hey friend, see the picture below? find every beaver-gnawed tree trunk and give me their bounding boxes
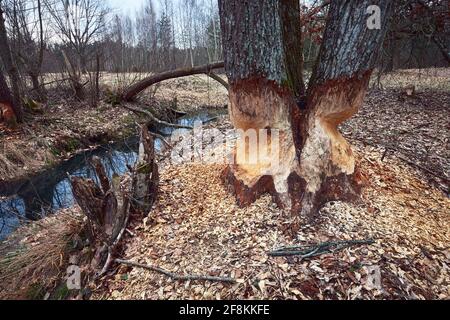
[219,0,393,220]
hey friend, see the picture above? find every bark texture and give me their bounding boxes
[219,0,393,220]
[122,62,224,101]
[70,125,159,272]
[0,70,16,127]
[0,6,23,122]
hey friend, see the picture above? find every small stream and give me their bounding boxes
[0,110,224,241]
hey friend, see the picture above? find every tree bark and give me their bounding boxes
[219,0,393,220]
[0,70,17,127]
[70,125,159,272]
[121,62,224,101]
[0,6,23,123]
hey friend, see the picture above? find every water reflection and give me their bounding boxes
[0,110,223,241]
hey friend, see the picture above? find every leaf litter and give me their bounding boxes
[94,82,449,299]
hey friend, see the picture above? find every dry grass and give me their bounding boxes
[96,147,449,300]
[0,207,84,300]
[373,68,450,92]
[0,140,44,179]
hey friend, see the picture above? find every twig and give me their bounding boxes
[269,239,375,258]
[147,130,173,150]
[115,259,236,283]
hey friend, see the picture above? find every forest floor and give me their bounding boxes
[0,68,448,300]
[91,85,449,299]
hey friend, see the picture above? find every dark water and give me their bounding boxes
[0,110,223,241]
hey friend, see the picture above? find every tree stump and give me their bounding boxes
[70,125,158,272]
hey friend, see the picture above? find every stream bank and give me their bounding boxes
[0,109,225,241]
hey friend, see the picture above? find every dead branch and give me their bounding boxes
[269,239,375,258]
[397,155,450,184]
[131,125,159,214]
[124,104,193,129]
[121,61,224,101]
[206,72,229,91]
[115,259,236,283]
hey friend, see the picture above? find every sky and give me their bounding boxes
[107,0,147,16]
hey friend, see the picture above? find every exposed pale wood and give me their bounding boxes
[70,126,159,274]
[219,0,393,221]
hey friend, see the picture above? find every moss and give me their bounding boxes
[51,283,70,300]
[65,138,81,152]
[50,145,62,157]
[26,283,46,300]
[137,163,151,174]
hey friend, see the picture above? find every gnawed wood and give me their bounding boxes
[219,0,393,222]
[69,125,159,274]
[132,125,159,214]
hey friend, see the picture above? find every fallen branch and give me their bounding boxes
[397,155,450,184]
[206,72,229,91]
[351,137,449,186]
[124,104,193,129]
[122,61,224,101]
[147,130,173,150]
[115,259,236,283]
[269,239,375,258]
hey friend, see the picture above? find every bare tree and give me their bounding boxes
[45,0,108,73]
[5,0,46,100]
[0,68,17,126]
[136,0,157,71]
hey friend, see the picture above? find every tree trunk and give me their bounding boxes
[121,61,224,101]
[0,6,24,123]
[0,70,17,127]
[219,0,393,220]
[62,50,86,100]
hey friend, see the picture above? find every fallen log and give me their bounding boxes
[69,125,159,275]
[206,72,229,91]
[121,61,225,101]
